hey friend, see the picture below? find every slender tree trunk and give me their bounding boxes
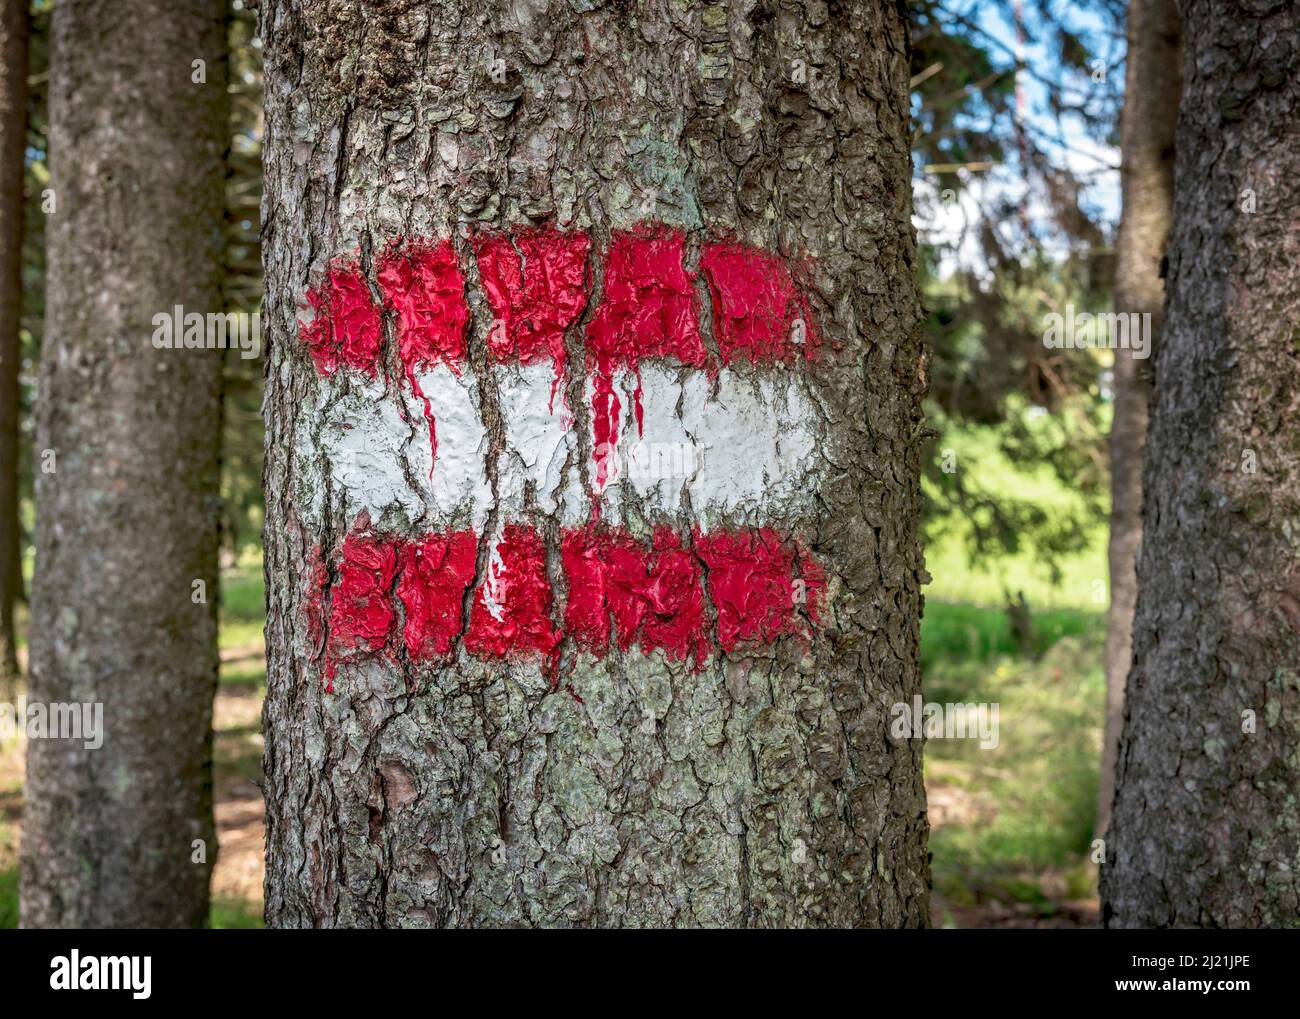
[1096,0,1180,839]
[1102,0,1300,927]
[0,0,27,701]
[261,0,929,927]
[21,0,228,928]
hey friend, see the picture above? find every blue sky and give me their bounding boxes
[916,0,1124,271]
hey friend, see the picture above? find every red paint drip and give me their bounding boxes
[378,240,470,476]
[475,228,590,409]
[324,525,399,689]
[701,241,818,364]
[695,528,823,651]
[395,530,478,661]
[466,525,562,662]
[300,264,382,375]
[561,524,707,666]
[585,228,706,489]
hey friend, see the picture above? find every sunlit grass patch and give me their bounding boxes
[921,599,1103,674]
[0,864,16,929]
[922,610,1104,920]
[211,896,263,929]
[222,555,265,624]
[220,657,266,690]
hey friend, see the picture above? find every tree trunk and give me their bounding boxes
[0,0,27,700]
[1096,0,1180,840]
[261,0,929,927]
[20,0,228,928]
[1102,0,1300,927]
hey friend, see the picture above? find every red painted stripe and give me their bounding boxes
[299,226,819,378]
[323,525,400,690]
[377,239,470,370]
[701,241,818,364]
[300,264,382,375]
[584,228,707,369]
[395,529,477,661]
[694,527,823,651]
[585,228,707,488]
[464,524,562,660]
[475,227,590,374]
[560,525,611,651]
[637,528,709,665]
[312,518,823,689]
[562,525,708,666]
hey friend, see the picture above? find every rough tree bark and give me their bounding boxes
[0,0,28,700]
[1096,0,1179,839]
[1102,0,1300,927]
[21,0,228,927]
[261,0,929,928]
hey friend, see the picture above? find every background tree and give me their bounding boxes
[1103,0,1300,927]
[0,0,28,700]
[221,2,263,564]
[21,0,229,927]
[911,0,1123,634]
[261,0,929,927]
[1096,0,1179,839]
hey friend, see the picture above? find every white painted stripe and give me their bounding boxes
[298,367,491,530]
[589,365,820,524]
[494,361,583,522]
[298,362,820,531]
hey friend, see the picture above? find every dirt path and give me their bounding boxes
[211,681,266,912]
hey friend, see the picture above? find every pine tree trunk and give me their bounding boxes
[0,0,27,700]
[1102,0,1300,927]
[261,0,929,928]
[1096,0,1179,839]
[20,0,228,928]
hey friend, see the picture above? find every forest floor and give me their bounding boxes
[922,601,1104,929]
[0,568,1103,929]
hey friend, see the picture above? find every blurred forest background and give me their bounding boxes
[0,0,1126,927]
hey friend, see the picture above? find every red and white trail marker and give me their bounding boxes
[296,224,828,685]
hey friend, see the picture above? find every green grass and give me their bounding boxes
[922,600,1105,914]
[222,562,265,624]
[924,410,1110,610]
[919,412,1108,919]
[0,863,15,928]
[220,657,266,688]
[219,560,265,681]
[211,897,264,929]
[920,598,1104,676]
